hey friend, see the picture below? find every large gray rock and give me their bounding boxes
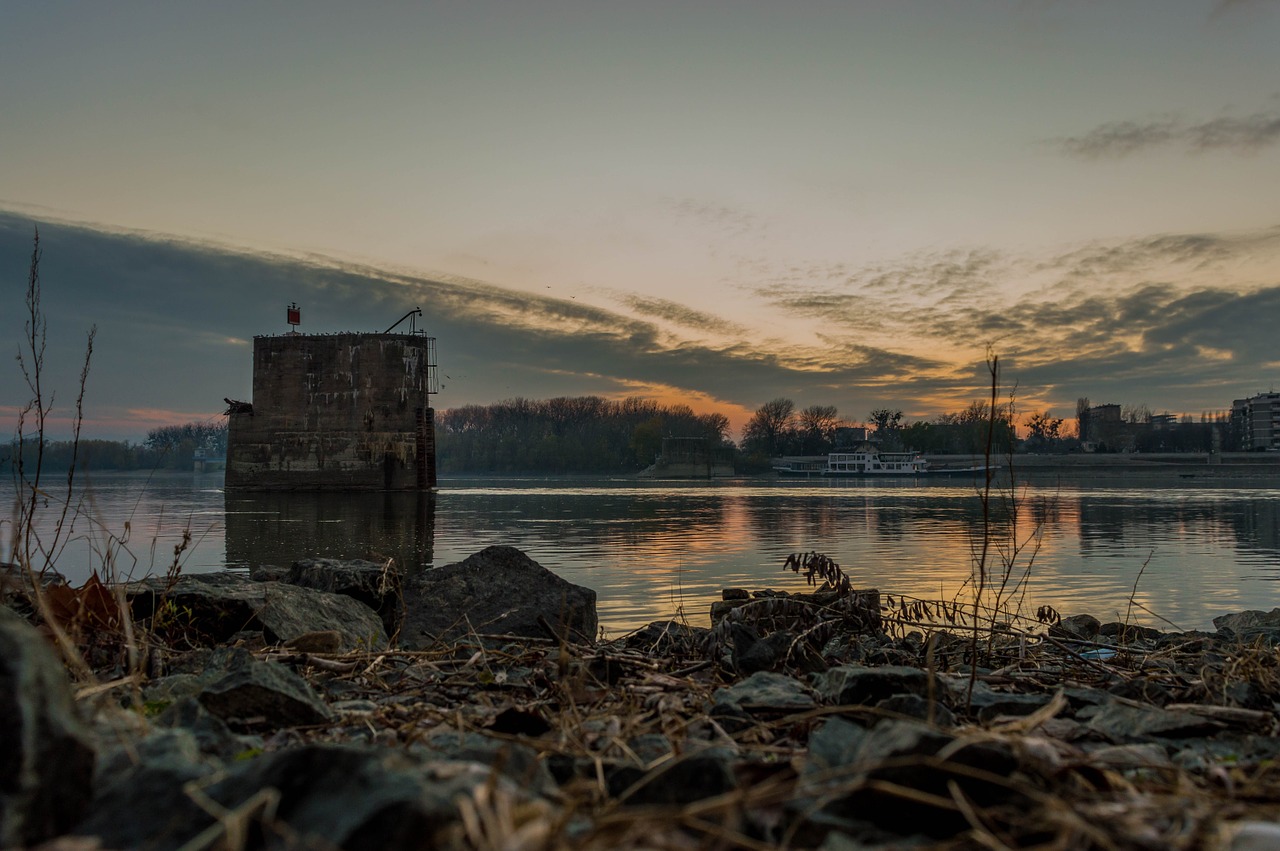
[155,647,335,728]
[73,743,547,851]
[1098,621,1163,643]
[797,717,1023,839]
[1213,608,1280,632]
[1049,613,1101,641]
[94,726,209,787]
[198,651,336,728]
[945,679,1055,722]
[1085,702,1225,741]
[76,754,215,850]
[0,608,96,847]
[875,694,957,728]
[1214,608,1280,644]
[128,571,388,651]
[623,620,709,656]
[282,557,402,637]
[712,671,816,714]
[810,664,930,707]
[140,648,334,729]
[724,623,796,675]
[399,546,597,648]
[156,696,264,761]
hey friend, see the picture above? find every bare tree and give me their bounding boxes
[700,412,731,443]
[742,398,797,456]
[1122,403,1152,424]
[798,404,839,451]
[868,407,903,434]
[1076,397,1091,442]
[1024,411,1064,448]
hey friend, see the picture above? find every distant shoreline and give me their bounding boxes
[931,451,1280,481]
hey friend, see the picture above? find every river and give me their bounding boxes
[3,470,1279,636]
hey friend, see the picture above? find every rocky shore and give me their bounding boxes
[3,546,1280,850]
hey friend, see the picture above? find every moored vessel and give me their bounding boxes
[773,444,994,477]
[822,447,929,476]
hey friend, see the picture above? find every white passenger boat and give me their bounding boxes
[773,445,993,478]
[822,447,929,476]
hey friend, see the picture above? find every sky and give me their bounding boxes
[3,0,1279,442]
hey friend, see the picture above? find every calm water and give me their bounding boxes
[4,471,1279,635]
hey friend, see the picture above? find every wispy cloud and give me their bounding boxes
[749,224,1280,414]
[5,211,1278,439]
[618,294,750,337]
[1040,228,1280,282]
[746,248,1007,339]
[1052,117,1182,159]
[1,212,930,436]
[668,198,765,240]
[1187,110,1280,152]
[1049,105,1280,158]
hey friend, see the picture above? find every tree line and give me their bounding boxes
[1,421,229,474]
[2,391,1237,481]
[435,396,730,474]
[3,400,736,477]
[742,393,1246,460]
[738,397,1022,468]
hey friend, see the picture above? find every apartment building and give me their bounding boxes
[1231,392,1280,451]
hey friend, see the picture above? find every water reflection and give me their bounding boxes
[1214,497,1280,565]
[740,487,1064,558]
[6,473,1280,635]
[198,479,1280,632]
[1077,493,1280,557]
[224,490,436,572]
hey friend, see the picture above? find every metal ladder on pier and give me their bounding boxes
[415,407,437,489]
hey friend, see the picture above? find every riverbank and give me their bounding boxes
[4,548,1280,849]
[932,451,1280,483]
[769,451,1280,484]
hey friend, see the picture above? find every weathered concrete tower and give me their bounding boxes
[225,331,438,490]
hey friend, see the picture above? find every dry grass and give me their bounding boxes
[156,612,1278,850]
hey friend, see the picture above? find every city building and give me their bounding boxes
[1078,403,1133,451]
[1231,392,1280,451]
[834,426,870,447]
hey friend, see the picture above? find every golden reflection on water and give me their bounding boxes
[5,473,1280,636]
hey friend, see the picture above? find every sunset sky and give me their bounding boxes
[3,1,1279,442]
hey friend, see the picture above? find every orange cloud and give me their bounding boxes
[605,380,755,435]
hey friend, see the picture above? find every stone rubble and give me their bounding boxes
[2,547,1279,849]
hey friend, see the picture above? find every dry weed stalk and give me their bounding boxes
[8,228,98,680]
[782,551,850,594]
[5,229,208,682]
